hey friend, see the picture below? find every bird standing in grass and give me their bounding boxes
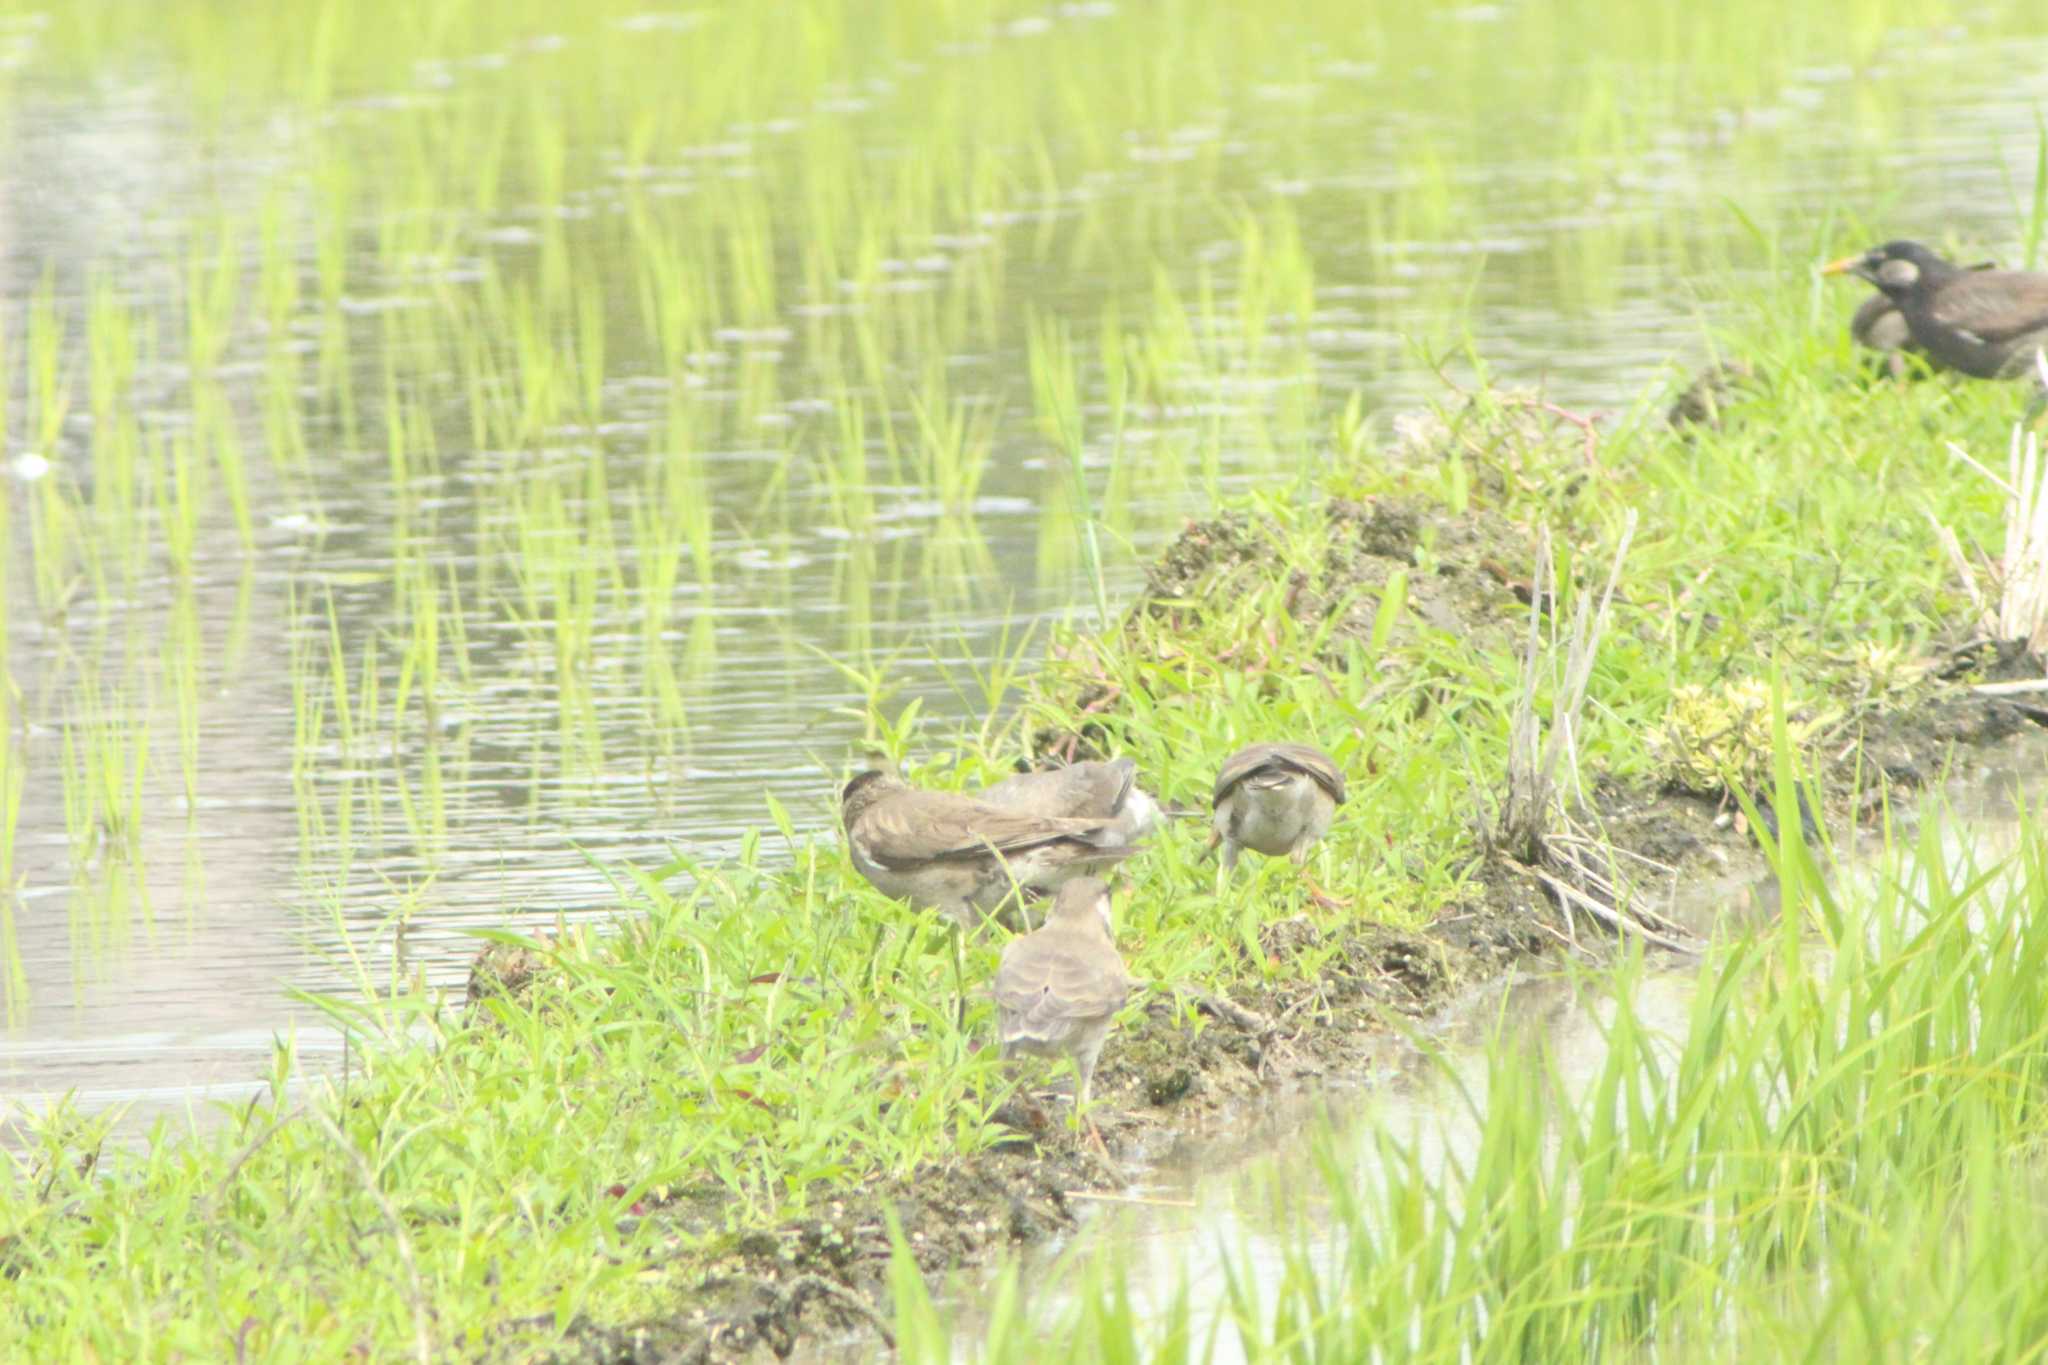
[1847,257,1998,378]
[1851,290,1914,372]
[993,876,1132,1150]
[976,756,1163,847]
[1823,241,2048,387]
[839,768,1134,929]
[1209,741,1348,908]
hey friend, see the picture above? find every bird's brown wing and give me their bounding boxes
[1215,742,1346,806]
[980,758,1138,822]
[1213,743,1282,805]
[1270,742,1347,805]
[994,933,1132,1031]
[857,789,1108,867]
[976,768,1055,813]
[1926,271,2048,345]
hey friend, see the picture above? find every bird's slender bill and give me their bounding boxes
[1819,255,1861,276]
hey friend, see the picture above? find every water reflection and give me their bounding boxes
[885,740,2048,1364]
[2,7,2048,1133]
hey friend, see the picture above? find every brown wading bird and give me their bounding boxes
[1823,241,2048,387]
[993,875,1132,1149]
[839,768,1135,929]
[976,757,1163,847]
[1209,741,1348,908]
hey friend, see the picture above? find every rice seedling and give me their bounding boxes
[1027,313,1111,626]
[0,673,24,1022]
[5,0,2048,1353]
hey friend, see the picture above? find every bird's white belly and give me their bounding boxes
[1218,773,1322,856]
[1112,786,1163,843]
[848,838,969,909]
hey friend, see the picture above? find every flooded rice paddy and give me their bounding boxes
[5,0,2048,1132]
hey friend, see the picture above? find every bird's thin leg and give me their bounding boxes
[979,840,1034,932]
[984,850,1028,933]
[995,1054,1049,1129]
[948,923,967,1030]
[1295,849,1350,911]
[1302,877,1350,912]
[1210,834,1237,904]
[1073,1065,1115,1162]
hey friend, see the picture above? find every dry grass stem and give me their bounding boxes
[1940,417,2048,657]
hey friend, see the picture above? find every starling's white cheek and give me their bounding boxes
[1877,258,1919,288]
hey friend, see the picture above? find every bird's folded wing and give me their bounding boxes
[1928,273,2048,345]
[1215,743,1347,805]
[994,940,1131,1022]
[983,758,1138,822]
[1275,743,1348,805]
[1213,744,1280,804]
[861,792,1106,865]
[981,767,1086,818]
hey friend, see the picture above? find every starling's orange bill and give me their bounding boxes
[1819,254,1862,276]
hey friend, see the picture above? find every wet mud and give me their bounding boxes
[529,470,2048,1363]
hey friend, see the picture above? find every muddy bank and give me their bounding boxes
[538,463,2047,1363]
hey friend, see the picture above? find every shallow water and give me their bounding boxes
[850,736,2048,1362]
[5,3,2048,1133]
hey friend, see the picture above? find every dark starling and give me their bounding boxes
[1847,256,1998,378]
[1823,242,2048,383]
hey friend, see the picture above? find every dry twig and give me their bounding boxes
[1939,414,2048,658]
[1495,514,1696,951]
